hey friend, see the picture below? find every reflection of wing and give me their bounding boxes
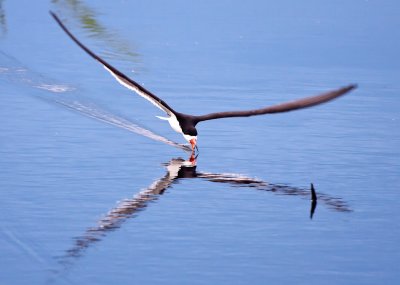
[63,159,186,260]
[197,173,350,213]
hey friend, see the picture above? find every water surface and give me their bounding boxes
[1,1,399,284]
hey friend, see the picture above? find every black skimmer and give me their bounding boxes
[51,12,356,153]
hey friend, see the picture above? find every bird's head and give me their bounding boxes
[182,123,198,152]
[183,134,197,152]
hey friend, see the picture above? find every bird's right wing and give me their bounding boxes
[50,11,176,117]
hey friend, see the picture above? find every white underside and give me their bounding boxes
[103,66,197,143]
[103,66,172,115]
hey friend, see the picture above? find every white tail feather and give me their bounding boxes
[156,116,170,120]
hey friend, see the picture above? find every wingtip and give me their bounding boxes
[337,83,357,96]
[49,10,61,23]
[347,83,358,91]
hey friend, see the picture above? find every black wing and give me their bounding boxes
[194,85,356,122]
[50,11,177,116]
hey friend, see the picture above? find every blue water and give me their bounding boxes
[1,1,399,284]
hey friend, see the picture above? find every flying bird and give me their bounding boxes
[51,12,356,153]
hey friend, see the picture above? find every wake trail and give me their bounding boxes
[53,99,191,151]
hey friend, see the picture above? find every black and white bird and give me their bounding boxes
[51,12,356,152]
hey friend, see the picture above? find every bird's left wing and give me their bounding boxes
[50,11,176,117]
[194,84,356,123]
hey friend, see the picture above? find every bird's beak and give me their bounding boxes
[189,138,197,152]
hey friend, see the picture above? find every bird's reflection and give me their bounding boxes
[59,154,350,266]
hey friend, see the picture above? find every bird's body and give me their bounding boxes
[51,12,356,152]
